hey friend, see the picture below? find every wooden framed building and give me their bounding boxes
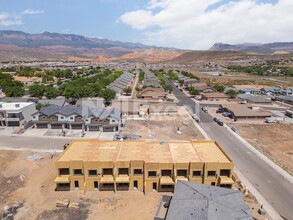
[54,140,235,193]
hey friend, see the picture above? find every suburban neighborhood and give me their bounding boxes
[0,2,293,219]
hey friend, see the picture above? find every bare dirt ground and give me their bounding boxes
[234,122,293,176]
[123,108,204,140]
[0,150,161,220]
[0,150,272,220]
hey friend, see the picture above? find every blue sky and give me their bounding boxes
[0,0,291,49]
[0,0,148,42]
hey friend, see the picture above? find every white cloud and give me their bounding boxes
[0,12,22,26]
[22,9,44,15]
[0,9,44,27]
[119,0,293,49]
[119,10,153,30]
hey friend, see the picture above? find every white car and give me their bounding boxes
[192,114,200,123]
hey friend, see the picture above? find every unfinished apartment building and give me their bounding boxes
[54,140,234,193]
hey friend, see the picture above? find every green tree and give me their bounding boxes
[139,70,145,82]
[163,85,173,92]
[29,84,46,98]
[0,73,25,97]
[123,87,132,96]
[188,87,200,96]
[225,90,238,98]
[80,86,95,97]
[63,85,81,101]
[213,84,225,93]
[102,89,116,103]
[45,86,59,99]
[64,69,73,78]
[4,86,25,97]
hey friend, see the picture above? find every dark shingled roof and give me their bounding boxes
[165,181,252,220]
[36,105,121,120]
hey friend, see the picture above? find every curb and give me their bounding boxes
[234,168,282,220]
[225,124,293,185]
[183,106,211,140]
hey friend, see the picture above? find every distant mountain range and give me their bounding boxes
[0,30,153,49]
[0,30,182,62]
[1,30,292,62]
[209,42,293,54]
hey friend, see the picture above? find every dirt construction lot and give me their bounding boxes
[123,108,204,140]
[234,122,293,176]
[0,150,161,220]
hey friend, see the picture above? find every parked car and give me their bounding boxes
[222,111,231,117]
[192,114,201,123]
[265,117,277,123]
[202,107,208,113]
[213,117,220,123]
[216,109,223,113]
[217,121,224,126]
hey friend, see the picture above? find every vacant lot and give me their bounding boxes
[0,150,161,220]
[234,123,293,175]
[123,108,204,140]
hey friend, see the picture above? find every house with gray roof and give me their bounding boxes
[239,88,261,95]
[32,105,121,132]
[281,88,293,96]
[260,87,281,95]
[38,97,66,107]
[154,181,252,220]
[275,95,293,105]
[107,71,134,94]
[237,94,272,104]
[143,71,161,87]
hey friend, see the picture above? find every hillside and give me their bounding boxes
[0,30,181,62]
[210,42,293,54]
[0,30,151,49]
[167,51,248,64]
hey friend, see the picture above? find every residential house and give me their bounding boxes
[107,72,134,94]
[260,87,281,95]
[239,88,261,95]
[143,71,161,87]
[155,181,252,220]
[137,88,167,101]
[0,102,36,127]
[38,97,66,107]
[183,80,200,88]
[275,95,293,105]
[237,94,272,104]
[191,82,214,93]
[220,104,272,120]
[224,87,238,93]
[201,92,229,101]
[281,88,293,96]
[32,105,121,132]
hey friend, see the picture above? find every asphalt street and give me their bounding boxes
[166,77,293,219]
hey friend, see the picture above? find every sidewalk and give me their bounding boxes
[225,124,293,184]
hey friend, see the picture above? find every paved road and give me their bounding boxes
[166,78,293,219]
[0,134,71,151]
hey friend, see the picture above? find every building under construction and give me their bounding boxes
[54,140,235,193]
